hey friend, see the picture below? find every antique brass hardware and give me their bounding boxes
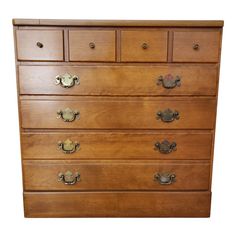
[157,74,181,89]
[58,171,80,185]
[58,139,80,154]
[154,173,176,185]
[193,43,200,50]
[36,42,43,48]
[142,42,148,49]
[154,140,177,154]
[57,108,80,122]
[89,42,96,49]
[156,109,180,122]
[55,73,80,88]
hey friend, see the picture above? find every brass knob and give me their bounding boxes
[154,173,176,185]
[142,43,148,49]
[36,42,43,48]
[89,42,95,49]
[58,171,80,185]
[193,43,199,50]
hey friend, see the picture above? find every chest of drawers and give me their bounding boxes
[13,19,223,217]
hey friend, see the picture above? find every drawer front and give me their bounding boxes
[23,160,210,190]
[22,131,212,160]
[19,65,218,96]
[69,30,116,61]
[173,31,221,62]
[24,191,211,217]
[121,30,168,62]
[16,30,64,61]
[20,97,216,129]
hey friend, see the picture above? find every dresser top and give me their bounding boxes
[13,19,224,27]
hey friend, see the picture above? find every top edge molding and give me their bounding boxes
[12,19,224,27]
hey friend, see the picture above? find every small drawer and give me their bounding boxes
[121,30,168,62]
[16,30,64,61]
[69,30,116,61]
[23,160,210,191]
[173,31,221,62]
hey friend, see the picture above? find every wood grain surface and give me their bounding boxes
[21,131,212,160]
[18,65,218,96]
[23,160,210,191]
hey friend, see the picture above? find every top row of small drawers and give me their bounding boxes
[15,29,221,62]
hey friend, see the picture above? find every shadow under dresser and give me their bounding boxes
[13,19,223,217]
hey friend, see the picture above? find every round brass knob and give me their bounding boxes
[193,43,199,50]
[89,42,95,49]
[142,43,148,49]
[36,42,44,48]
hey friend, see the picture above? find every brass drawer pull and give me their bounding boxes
[58,171,80,185]
[57,108,80,122]
[154,173,176,185]
[89,42,96,49]
[154,140,177,154]
[58,139,80,154]
[55,73,80,88]
[36,41,43,48]
[156,109,179,122]
[193,43,200,50]
[157,74,181,89]
[142,42,148,49]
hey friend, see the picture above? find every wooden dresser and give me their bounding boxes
[13,19,223,217]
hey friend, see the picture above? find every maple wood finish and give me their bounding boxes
[23,160,210,191]
[173,31,221,62]
[21,131,212,160]
[20,97,216,129]
[19,65,218,96]
[24,192,211,217]
[121,30,168,62]
[16,30,64,61]
[69,30,116,61]
[13,19,223,217]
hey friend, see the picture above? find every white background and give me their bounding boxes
[0,0,235,235]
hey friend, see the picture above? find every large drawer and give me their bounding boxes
[21,131,212,160]
[20,97,216,129]
[24,191,211,217]
[23,160,210,191]
[18,65,218,96]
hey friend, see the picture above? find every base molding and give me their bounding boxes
[24,191,211,217]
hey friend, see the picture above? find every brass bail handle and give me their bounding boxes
[156,109,180,122]
[154,173,176,185]
[57,108,80,122]
[58,139,80,154]
[58,171,80,185]
[154,140,177,154]
[55,73,80,88]
[157,74,181,89]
